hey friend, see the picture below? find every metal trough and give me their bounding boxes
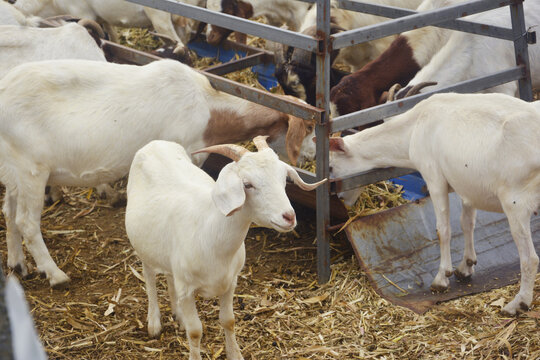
[345,193,540,314]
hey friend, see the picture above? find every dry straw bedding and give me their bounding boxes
[0,186,539,360]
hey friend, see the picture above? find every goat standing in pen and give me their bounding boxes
[0,59,316,288]
[125,137,325,360]
[326,93,540,315]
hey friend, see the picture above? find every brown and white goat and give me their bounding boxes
[0,59,316,288]
[329,0,463,116]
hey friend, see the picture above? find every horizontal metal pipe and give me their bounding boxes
[204,52,268,75]
[203,71,323,121]
[335,0,513,40]
[331,66,524,132]
[127,0,318,51]
[333,0,513,49]
[331,168,417,194]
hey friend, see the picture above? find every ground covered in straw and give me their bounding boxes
[0,185,539,360]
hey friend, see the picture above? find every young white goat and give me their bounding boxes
[398,1,540,97]
[327,93,540,315]
[125,137,325,360]
[0,58,316,288]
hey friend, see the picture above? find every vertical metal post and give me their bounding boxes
[315,0,332,284]
[510,0,533,101]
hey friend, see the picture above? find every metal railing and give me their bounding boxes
[127,0,534,283]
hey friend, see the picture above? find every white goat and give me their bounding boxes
[125,137,325,360]
[0,58,316,287]
[327,93,540,315]
[0,20,119,202]
[12,0,201,54]
[399,1,540,97]
[205,0,312,45]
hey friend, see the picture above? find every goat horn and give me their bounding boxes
[149,31,178,45]
[405,81,438,97]
[286,165,327,191]
[77,19,106,40]
[192,144,248,162]
[253,135,270,151]
[387,83,402,102]
[39,15,79,27]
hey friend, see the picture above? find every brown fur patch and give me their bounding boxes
[203,100,313,165]
[207,0,253,45]
[330,36,421,116]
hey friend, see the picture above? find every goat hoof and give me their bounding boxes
[110,194,127,208]
[11,263,28,278]
[430,284,449,293]
[454,269,472,282]
[50,271,71,289]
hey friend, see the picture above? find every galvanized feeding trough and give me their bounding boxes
[109,0,539,313]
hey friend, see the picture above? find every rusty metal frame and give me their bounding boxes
[125,0,534,285]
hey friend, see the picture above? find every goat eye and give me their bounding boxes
[244,183,254,189]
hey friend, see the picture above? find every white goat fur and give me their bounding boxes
[329,93,540,315]
[0,59,315,287]
[206,0,311,33]
[13,0,201,49]
[0,1,39,25]
[300,0,423,71]
[0,23,106,79]
[0,22,118,202]
[405,1,540,95]
[126,140,307,360]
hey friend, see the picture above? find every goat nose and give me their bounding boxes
[282,211,296,226]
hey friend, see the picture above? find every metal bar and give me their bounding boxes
[509,1,534,101]
[102,40,162,64]
[127,0,318,51]
[295,167,318,182]
[333,0,513,49]
[331,66,524,132]
[331,168,417,194]
[336,0,514,40]
[315,0,332,284]
[203,71,322,121]
[204,52,267,75]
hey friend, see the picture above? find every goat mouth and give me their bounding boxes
[271,221,295,232]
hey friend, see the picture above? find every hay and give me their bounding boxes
[1,185,539,359]
[115,28,164,52]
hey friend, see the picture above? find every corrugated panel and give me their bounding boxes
[345,192,540,314]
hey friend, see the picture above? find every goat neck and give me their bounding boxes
[203,93,289,147]
[343,114,416,170]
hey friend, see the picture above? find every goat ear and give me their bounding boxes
[329,137,347,153]
[286,116,306,166]
[212,163,246,216]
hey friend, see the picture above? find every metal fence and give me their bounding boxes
[127,0,534,283]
